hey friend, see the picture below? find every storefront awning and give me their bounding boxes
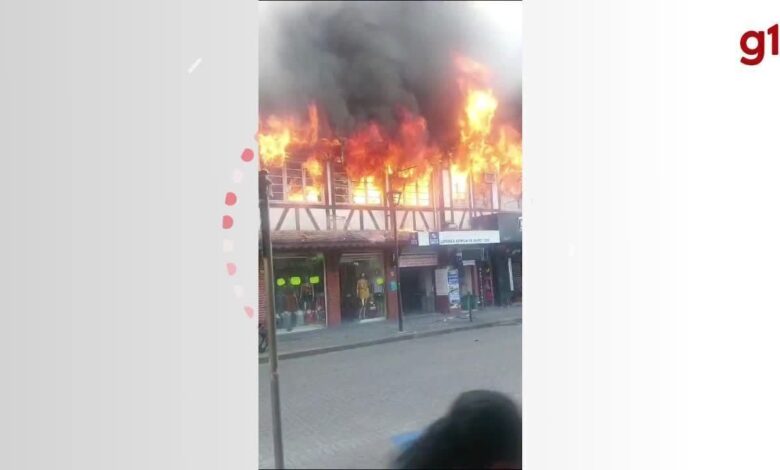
[399,253,439,268]
[269,230,416,251]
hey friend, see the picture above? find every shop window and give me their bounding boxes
[272,254,327,333]
[339,254,386,322]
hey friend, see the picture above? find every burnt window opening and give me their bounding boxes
[451,171,469,208]
[450,170,495,209]
[473,173,494,210]
[398,179,431,207]
[498,171,522,211]
[266,154,324,203]
[332,163,383,206]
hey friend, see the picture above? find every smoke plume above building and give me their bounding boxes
[258,1,522,143]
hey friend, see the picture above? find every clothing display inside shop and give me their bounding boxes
[340,254,386,322]
[273,255,327,332]
[356,273,370,320]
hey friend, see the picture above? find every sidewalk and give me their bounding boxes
[260,304,521,362]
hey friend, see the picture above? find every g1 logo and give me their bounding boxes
[740,24,779,66]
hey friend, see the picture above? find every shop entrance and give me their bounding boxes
[510,254,522,303]
[400,267,435,314]
[460,263,477,298]
[339,253,386,322]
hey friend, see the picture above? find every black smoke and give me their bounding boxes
[258,1,522,145]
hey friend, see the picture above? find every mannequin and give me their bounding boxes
[300,281,313,311]
[356,272,370,320]
[283,288,298,331]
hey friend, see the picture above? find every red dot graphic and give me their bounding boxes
[241,148,254,162]
[222,215,233,229]
[225,192,237,206]
[226,262,237,276]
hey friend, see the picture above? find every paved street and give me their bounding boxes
[259,323,522,469]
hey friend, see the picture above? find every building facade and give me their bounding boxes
[258,156,521,334]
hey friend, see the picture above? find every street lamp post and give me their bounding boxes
[259,169,284,469]
[389,189,404,332]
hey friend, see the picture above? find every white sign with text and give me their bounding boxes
[417,230,500,246]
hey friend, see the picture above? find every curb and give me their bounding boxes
[259,317,521,364]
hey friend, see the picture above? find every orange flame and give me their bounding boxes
[257,115,294,168]
[257,104,339,203]
[451,55,522,204]
[287,185,321,203]
[343,109,440,206]
[258,56,521,208]
[350,176,383,205]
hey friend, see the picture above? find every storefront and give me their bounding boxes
[415,230,503,313]
[398,250,439,314]
[260,226,519,331]
[260,229,416,332]
[272,253,327,333]
[338,252,387,323]
[484,243,522,307]
[470,214,522,306]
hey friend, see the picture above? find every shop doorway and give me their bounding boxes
[400,267,435,314]
[339,253,387,322]
[460,263,477,299]
[510,254,522,303]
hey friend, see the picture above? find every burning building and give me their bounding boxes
[258,2,521,333]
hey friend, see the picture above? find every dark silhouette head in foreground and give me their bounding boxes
[393,390,522,469]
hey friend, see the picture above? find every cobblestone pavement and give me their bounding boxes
[264,304,521,358]
[259,323,522,469]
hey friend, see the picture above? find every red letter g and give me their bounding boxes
[741,30,765,66]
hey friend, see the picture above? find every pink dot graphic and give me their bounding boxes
[222,140,260,322]
[243,306,254,319]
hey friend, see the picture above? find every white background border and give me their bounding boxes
[526,1,780,469]
[1,1,258,468]
[4,1,780,469]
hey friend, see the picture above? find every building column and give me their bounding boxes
[385,250,399,320]
[325,251,341,326]
[259,263,267,327]
[434,248,452,314]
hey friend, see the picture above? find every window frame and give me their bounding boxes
[398,178,432,208]
[267,154,324,204]
[332,162,384,206]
